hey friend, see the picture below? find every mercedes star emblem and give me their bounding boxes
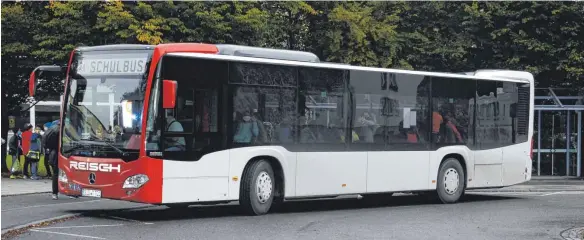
[89,173,96,184]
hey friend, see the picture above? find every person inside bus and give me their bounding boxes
[233,111,242,132]
[443,112,463,144]
[233,111,259,144]
[299,116,323,143]
[322,122,337,143]
[164,109,186,151]
[398,121,419,144]
[277,116,293,143]
[432,106,443,143]
[358,111,377,143]
[251,109,268,144]
[335,122,359,143]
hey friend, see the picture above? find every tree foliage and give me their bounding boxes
[2,1,583,116]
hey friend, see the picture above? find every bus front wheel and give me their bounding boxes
[436,158,465,204]
[240,159,275,216]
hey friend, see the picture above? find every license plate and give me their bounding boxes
[81,189,102,198]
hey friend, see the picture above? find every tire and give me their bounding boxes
[436,158,465,204]
[240,160,275,215]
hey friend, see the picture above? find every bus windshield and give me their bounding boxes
[61,50,152,158]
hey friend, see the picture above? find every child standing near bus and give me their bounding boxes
[26,126,43,180]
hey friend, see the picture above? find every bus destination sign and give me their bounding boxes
[76,56,148,76]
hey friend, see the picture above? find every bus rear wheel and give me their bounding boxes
[240,159,275,216]
[436,158,465,204]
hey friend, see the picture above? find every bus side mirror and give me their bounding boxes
[29,65,62,97]
[162,80,177,109]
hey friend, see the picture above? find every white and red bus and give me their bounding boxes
[29,43,534,215]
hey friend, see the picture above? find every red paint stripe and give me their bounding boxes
[59,50,76,153]
[28,71,36,97]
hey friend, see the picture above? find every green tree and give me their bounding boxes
[307,2,403,68]
[260,2,317,50]
[486,2,584,89]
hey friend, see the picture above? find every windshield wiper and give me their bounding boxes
[61,143,90,155]
[84,134,132,156]
[63,135,133,158]
[97,140,130,157]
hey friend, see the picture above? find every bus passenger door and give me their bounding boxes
[158,57,229,203]
[472,81,504,188]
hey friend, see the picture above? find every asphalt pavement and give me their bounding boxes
[4,191,584,240]
[1,193,145,232]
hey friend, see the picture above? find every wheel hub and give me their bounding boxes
[256,171,273,203]
[444,168,459,195]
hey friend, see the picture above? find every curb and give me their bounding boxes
[1,214,81,239]
[1,191,51,197]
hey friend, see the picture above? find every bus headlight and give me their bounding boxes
[58,169,68,183]
[123,174,149,189]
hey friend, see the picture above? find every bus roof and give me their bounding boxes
[76,44,154,52]
[468,69,534,83]
[75,43,320,63]
[216,44,320,63]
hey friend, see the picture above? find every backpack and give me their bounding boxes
[27,133,42,161]
[44,126,59,150]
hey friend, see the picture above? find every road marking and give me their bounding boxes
[107,215,154,225]
[30,229,106,239]
[2,199,102,212]
[539,191,565,196]
[560,191,584,194]
[35,224,124,230]
[539,191,584,196]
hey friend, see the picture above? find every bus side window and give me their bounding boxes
[230,62,297,147]
[432,77,475,147]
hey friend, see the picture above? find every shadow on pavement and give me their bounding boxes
[65,193,520,222]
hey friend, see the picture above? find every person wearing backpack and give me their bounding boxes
[8,127,23,179]
[21,123,35,178]
[42,121,59,178]
[26,126,43,180]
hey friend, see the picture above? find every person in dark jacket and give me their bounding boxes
[42,123,55,178]
[8,127,23,179]
[44,120,60,200]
